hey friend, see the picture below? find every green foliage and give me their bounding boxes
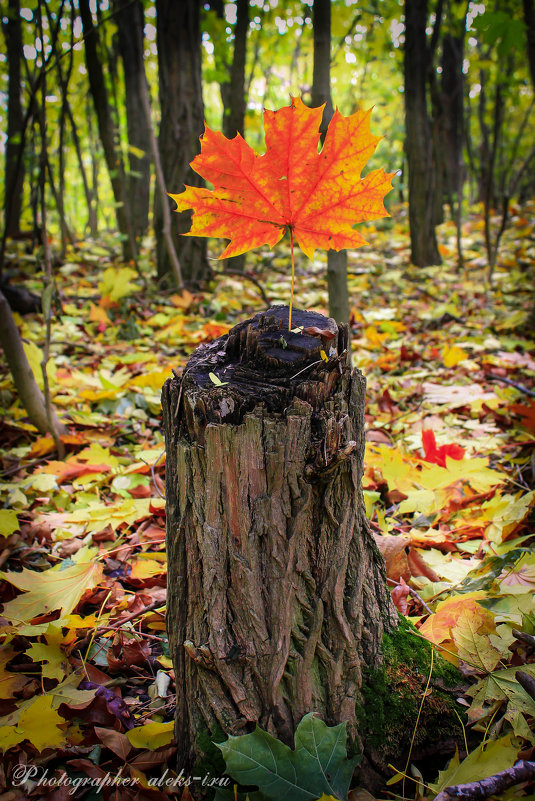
[472,11,526,58]
[215,712,359,801]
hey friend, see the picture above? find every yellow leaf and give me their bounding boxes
[88,302,109,324]
[129,370,172,391]
[481,491,535,544]
[130,558,167,580]
[170,289,194,309]
[429,735,519,792]
[418,457,503,493]
[22,340,57,390]
[364,326,388,348]
[451,609,502,671]
[419,593,496,664]
[25,642,68,681]
[442,343,468,367]
[98,266,138,302]
[65,498,157,533]
[320,349,328,362]
[0,510,19,537]
[1,560,103,623]
[0,695,67,753]
[126,720,175,750]
[397,489,438,515]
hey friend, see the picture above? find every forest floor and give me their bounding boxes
[0,202,534,799]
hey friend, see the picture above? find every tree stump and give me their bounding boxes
[161,305,398,774]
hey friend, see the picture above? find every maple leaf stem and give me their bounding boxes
[289,226,295,331]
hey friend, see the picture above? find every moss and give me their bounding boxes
[358,615,465,765]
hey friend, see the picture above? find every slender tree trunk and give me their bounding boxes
[79,0,137,262]
[312,0,350,324]
[222,0,249,139]
[162,306,397,773]
[221,0,249,273]
[114,0,151,239]
[0,290,66,437]
[404,0,442,266]
[155,0,207,284]
[2,0,25,240]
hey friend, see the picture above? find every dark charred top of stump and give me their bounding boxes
[168,306,353,430]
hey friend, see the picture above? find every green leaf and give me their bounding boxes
[209,372,228,386]
[217,712,359,801]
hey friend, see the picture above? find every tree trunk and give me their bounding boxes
[162,306,397,775]
[441,33,465,203]
[155,0,207,284]
[404,0,442,266]
[222,0,249,140]
[79,0,137,262]
[2,0,25,240]
[312,0,350,324]
[221,0,249,275]
[114,0,151,240]
[0,289,65,438]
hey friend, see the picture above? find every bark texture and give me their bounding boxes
[162,306,397,773]
[2,0,25,240]
[404,0,442,266]
[155,0,207,284]
[114,0,151,239]
[79,0,136,261]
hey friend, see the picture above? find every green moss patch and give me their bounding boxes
[358,616,465,767]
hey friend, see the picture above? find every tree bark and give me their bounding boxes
[221,0,249,274]
[404,0,442,266]
[155,0,207,284]
[79,0,137,262]
[114,0,151,239]
[2,0,25,240]
[312,0,350,324]
[524,0,535,89]
[222,0,249,139]
[0,289,66,438]
[162,305,397,773]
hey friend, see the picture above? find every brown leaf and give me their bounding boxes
[129,745,177,770]
[303,326,336,339]
[94,725,132,760]
[391,577,410,614]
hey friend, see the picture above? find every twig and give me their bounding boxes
[512,629,535,648]
[515,670,535,701]
[486,373,535,398]
[74,600,165,653]
[433,760,535,801]
[214,268,271,307]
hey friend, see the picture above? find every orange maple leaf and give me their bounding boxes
[169,96,394,260]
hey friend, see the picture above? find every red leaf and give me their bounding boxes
[421,429,465,468]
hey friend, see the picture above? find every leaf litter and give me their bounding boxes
[0,198,534,797]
